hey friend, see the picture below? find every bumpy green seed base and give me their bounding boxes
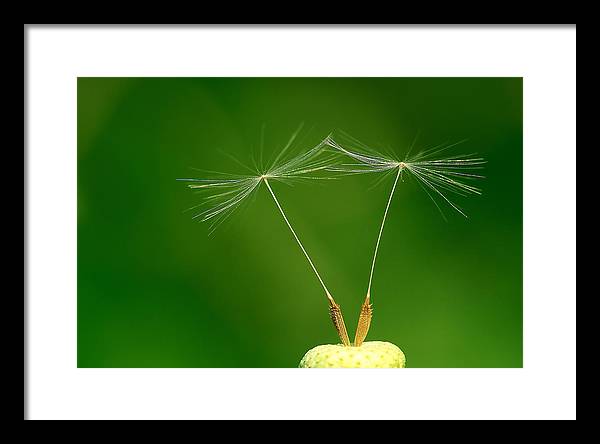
[299,341,406,368]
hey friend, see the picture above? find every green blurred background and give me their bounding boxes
[78,77,522,368]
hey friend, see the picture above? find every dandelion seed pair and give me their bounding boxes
[178,128,485,368]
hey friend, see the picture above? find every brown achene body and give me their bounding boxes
[354,296,373,347]
[327,292,372,347]
[328,297,351,346]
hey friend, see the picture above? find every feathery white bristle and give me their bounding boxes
[324,133,485,219]
[178,127,344,233]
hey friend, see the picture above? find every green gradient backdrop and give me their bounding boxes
[77,77,522,368]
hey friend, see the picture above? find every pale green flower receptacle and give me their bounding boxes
[299,341,406,368]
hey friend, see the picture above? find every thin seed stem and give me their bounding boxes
[263,178,333,300]
[366,165,402,301]
[264,178,351,346]
[354,166,401,347]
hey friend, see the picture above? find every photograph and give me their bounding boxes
[77,77,523,368]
